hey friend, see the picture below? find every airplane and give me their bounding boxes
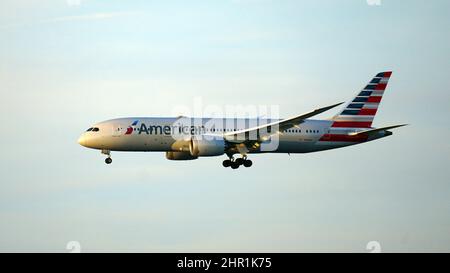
[78,71,406,169]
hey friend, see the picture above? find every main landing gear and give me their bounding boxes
[102,149,112,164]
[222,156,253,169]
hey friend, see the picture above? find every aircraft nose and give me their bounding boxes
[78,135,86,147]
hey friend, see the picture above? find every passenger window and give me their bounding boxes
[92,127,100,132]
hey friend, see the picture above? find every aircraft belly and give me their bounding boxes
[269,134,318,153]
[144,135,174,151]
[106,135,174,151]
[275,140,317,153]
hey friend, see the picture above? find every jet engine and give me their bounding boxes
[189,136,226,157]
[165,151,198,161]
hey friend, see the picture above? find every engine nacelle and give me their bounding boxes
[166,151,198,161]
[189,136,226,157]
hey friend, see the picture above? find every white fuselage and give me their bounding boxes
[78,117,385,155]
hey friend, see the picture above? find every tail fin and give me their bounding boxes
[331,71,392,128]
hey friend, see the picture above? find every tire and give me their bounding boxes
[222,160,231,168]
[243,160,253,168]
[231,162,240,169]
[235,158,244,165]
[105,158,112,164]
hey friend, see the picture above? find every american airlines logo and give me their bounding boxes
[124,120,206,136]
[138,123,206,135]
[125,120,139,135]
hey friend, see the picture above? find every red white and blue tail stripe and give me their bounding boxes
[331,71,392,128]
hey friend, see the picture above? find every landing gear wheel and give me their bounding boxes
[235,158,244,165]
[243,160,253,168]
[105,157,112,164]
[222,160,232,168]
[231,162,240,169]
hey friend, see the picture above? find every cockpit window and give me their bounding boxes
[92,127,100,132]
[86,127,93,132]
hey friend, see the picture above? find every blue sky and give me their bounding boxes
[0,0,449,252]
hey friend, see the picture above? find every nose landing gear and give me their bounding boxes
[102,150,112,164]
[222,155,253,169]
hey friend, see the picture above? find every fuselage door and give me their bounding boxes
[112,123,123,137]
[321,127,331,141]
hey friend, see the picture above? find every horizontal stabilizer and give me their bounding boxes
[349,124,408,136]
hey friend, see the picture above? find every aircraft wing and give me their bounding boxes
[224,102,344,145]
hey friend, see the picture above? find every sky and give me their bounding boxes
[0,0,449,252]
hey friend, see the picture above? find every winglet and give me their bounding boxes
[277,101,345,128]
[303,102,345,120]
